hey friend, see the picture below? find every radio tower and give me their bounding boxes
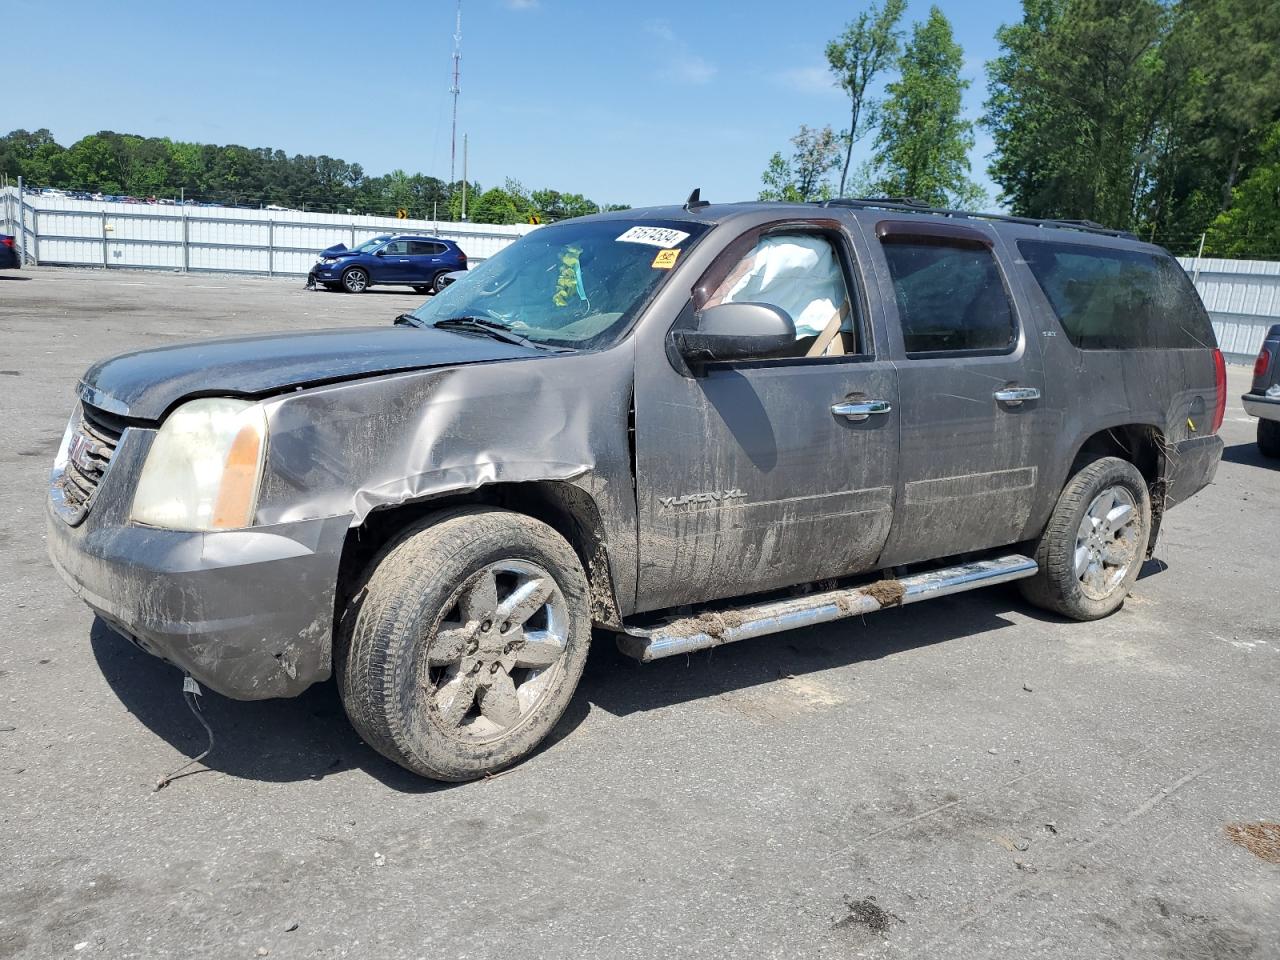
[449,0,462,188]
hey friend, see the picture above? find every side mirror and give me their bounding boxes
[671,302,797,370]
[374,249,387,256]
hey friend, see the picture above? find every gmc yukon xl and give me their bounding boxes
[47,199,1225,780]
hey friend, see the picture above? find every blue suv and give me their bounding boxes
[310,234,468,294]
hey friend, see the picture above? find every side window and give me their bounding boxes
[381,240,409,255]
[1017,240,1214,349]
[406,240,438,255]
[880,238,1016,355]
[704,232,857,360]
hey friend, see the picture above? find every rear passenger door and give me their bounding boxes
[865,220,1051,566]
[406,240,444,284]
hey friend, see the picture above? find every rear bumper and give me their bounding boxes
[1242,393,1280,422]
[45,426,351,699]
[1165,434,1224,508]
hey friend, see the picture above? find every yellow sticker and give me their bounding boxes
[652,249,681,270]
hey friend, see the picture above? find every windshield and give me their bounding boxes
[409,218,709,348]
[350,235,391,254]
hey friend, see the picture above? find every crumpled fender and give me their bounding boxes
[253,345,640,610]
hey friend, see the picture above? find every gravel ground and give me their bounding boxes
[1,267,1277,960]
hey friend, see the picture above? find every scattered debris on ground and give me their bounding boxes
[1225,822,1280,863]
[832,895,902,936]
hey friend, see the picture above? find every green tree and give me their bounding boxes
[759,125,843,202]
[1204,122,1280,257]
[874,7,981,207]
[983,0,1190,230]
[0,128,65,185]
[825,0,907,197]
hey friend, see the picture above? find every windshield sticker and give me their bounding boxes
[652,249,681,270]
[616,226,691,248]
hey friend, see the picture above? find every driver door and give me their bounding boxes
[632,223,901,611]
[373,239,412,282]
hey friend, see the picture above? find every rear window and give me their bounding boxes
[880,239,1017,355]
[1017,241,1214,350]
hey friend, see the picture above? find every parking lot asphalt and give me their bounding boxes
[1,266,1277,960]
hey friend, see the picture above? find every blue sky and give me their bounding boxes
[16,0,1025,208]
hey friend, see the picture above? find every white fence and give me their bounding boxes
[0,184,533,277]
[1179,256,1280,364]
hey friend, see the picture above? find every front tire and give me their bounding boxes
[341,266,369,293]
[1259,419,1280,459]
[1019,457,1151,621]
[337,508,591,781]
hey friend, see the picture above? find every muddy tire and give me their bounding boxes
[336,508,591,781]
[1258,419,1280,459]
[1019,457,1151,621]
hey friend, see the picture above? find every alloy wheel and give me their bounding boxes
[422,560,569,742]
[1074,485,1140,600]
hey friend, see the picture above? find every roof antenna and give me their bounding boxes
[684,187,709,211]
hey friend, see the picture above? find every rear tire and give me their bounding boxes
[431,271,450,295]
[1019,457,1151,621]
[336,508,591,781]
[1259,419,1280,459]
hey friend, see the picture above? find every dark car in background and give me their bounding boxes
[1243,323,1280,458]
[310,234,467,294]
[0,234,19,270]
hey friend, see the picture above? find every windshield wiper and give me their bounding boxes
[432,316,544,350]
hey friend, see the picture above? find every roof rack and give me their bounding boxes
[815,197,1137,240]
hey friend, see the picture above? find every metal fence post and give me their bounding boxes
[268,219,275,277]
[182,209,190,272]
[350,219,356,248]
[17,176,26,266]
[101,211,109,268]
[31,208,39,265]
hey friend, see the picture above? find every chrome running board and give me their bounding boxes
[617,554,1037,662]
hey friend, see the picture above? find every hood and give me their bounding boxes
[320,242,351,257]
[80,325,540,420]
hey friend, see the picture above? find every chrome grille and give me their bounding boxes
[52,404,123,525]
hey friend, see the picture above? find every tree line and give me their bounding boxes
[764,0,1280,258]
[0,129,626,224]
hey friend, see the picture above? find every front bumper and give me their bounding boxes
[1242,392,1280,422]
[311,260,344,282]
[46,424,351,700]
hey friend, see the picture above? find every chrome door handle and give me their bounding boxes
[994,386,1040,405]
[831,399,892,422]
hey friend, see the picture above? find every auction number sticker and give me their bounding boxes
[616,226,691,248]
[652,249,681,269]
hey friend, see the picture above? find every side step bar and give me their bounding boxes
[616,554,1037,662]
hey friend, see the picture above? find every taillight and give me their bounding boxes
[1255,348,1271,381]
[1211,348,1227,433]
[1,236,13,248]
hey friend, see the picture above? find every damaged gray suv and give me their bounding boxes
[47,199,1226,781]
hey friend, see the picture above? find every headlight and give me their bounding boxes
[130,398,268,531]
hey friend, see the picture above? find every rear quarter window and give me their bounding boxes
[1017,240,1214,350]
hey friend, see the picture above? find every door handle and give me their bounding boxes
[831,399,892,422]
[993,386,1040,405]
